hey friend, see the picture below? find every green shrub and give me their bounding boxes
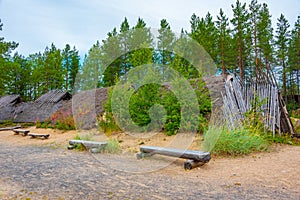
[203,126,269,156]
[103,139,121,154]
[100,78,211,136]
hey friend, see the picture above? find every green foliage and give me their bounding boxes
[36,109,75,130]
[100,77,211,136]
[103,139,121,154]
[71,134,93,151]
[203,126,269,156]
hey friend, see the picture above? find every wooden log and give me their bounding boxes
[28,133,50,139]
[13,129,30,136]
[184,160,205,170]
[139,146,211,163]
[0,126,22,131]
[69,140,107,149]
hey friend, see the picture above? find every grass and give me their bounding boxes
[103,139,121,154]
[202,126,270,156]
[0,120,34,128]
[72,134,92,151]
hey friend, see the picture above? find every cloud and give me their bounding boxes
[0,0,299,57]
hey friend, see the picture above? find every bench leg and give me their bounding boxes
[184,160,205,170]
[136,152,154,159]
[67,145,75,150]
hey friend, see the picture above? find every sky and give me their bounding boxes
[0,0,299,58]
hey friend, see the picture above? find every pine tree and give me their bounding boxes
[8,53,31,100]
[190,12,218,62]
[43,43,63,91]
[275,14,290,99]
[156,19,175,80]
[62,44,80,92]
[27,52,44,99]
[129,18,153,68]
[101,28,122,87]
[79,41,102,90]
[249,0,261,76]
[0,19,18,95]
[257,3,274,72]
[119,17,131,78]
[216,9,234,76]
[287,15,300,95]
[231,0,250,81]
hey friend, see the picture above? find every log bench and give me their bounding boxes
[68,140,108,153]
[28,133,50,139]
[137,145,211,170]
[0,126,21,131]
[12,129,30,136]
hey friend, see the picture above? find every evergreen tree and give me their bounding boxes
[8,53,31,100]
[43,43,63,91]
[101,28,122,87]
[0,19,18,95]
[249,0,261,76]
[216,9,234,76]
[287,15,300,94]
[119,17,131,78]
[79,41,102,90]
[156,19,175,80]
[275,14,290,99]
[257,3,274,72]
[27,52,44,99]
[190,12,218,62]
[62,44,80,92]
[231,0,250,81]
[129,18,153,69]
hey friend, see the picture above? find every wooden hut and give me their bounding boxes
[14,90,71,123]
[0,95,21,121]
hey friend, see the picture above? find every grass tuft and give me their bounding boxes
[202,126,270,156]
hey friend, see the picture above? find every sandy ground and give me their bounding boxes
[0,127,203,152]
[0,127,299,199]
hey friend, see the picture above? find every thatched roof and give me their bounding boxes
[0,95,21,108]
[0,95,21,121]
[14,90,71,123]
[35,89,71,104]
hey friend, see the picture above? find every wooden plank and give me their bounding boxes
[28,133,50,139]
[139,146,211,163]
[0,126,21,131]
[69,140,107,149]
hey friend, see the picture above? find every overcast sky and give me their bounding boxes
[0,0,299,58]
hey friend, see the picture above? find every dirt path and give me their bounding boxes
[0,129,299,199]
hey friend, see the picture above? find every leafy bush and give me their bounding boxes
[100,78,211,136]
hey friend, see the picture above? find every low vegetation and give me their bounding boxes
[0,120,33,128]
[36,109,75,130]
[102,139,121,154]
[203,126,270,156]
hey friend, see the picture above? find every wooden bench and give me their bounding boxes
[68,140,108,153]
[28,133,50,139]
[12,129,30,136]
[137,145,211,170]
[0,126,22,131]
